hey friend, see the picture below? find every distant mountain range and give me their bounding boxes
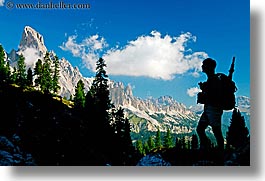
[5,26,250,142]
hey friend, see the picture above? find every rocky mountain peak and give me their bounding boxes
[157,95,175,105]
[125,84,133,97]
[19,26,47,56]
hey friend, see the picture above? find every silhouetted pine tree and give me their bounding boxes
[26,68,33,86]
[90,57,114,123]
[111,107,134,165]
[89,57,115,164]
[226,108,249,149]
[187,138,191,150]
[191,133,199,150]
[175,137,181,150]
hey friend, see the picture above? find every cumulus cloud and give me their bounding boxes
[60,31,208,80]
[17,47,42,68]
[187,87,201,97]
[59,34,107,71]
[103,31,208,80]
[0,0,4,7]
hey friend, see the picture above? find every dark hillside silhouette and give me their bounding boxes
[0,57,137,166]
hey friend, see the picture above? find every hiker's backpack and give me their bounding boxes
[215,73,237,110]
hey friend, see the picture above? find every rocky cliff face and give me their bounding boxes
[19,26,47,56]
[58,57,94,99]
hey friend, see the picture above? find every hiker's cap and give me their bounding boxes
[203,58,216,69]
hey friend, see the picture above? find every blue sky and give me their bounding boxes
[0,0,250,107]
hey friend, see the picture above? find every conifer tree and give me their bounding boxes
[52,55,60,94]
[175,137,180,149]
[10,67,18,84]
[73,79,86,109]
[90,57,114,135]
[26,68,33,86]
[89,57,122,163]
[155,128,162,148]
[180,136,186,149]
[111,107,134,165]
[17,54,27,86]
[5,61,11,83]
[147,136,155,151]
[164,128,174,148]
[34,59,43,88]
[191,133,199,150]
[143,142,150,154]
[91,57,113,111]
[226,108,249,149]
[136,140,145,155]
[42,52,53,93]
[84,90,95,112]
[0,44,8,84]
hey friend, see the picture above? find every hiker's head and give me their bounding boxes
[202,58,216,74]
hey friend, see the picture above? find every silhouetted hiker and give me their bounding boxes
[196,58,224,161]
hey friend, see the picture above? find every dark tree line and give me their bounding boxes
[72,57,135,165]
[136,132,199,156]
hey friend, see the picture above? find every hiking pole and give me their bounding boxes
[228,56,235,80]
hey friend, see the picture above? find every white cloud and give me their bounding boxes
[59,34,108,71]
[103,31,207,80]
[187,87,201,97]
[60,31,208,80]
[0,0,4,7]
[17,47,42,68]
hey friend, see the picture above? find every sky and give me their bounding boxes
[0,0,250,107]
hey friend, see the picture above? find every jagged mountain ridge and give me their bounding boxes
[5,26,250,138]
[109,82,199,133]
[58,57,93,99]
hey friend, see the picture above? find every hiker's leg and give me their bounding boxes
[212,126,224,151]
[212,125,225,165]
[205,106,223,150]
[196,113,209,149]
